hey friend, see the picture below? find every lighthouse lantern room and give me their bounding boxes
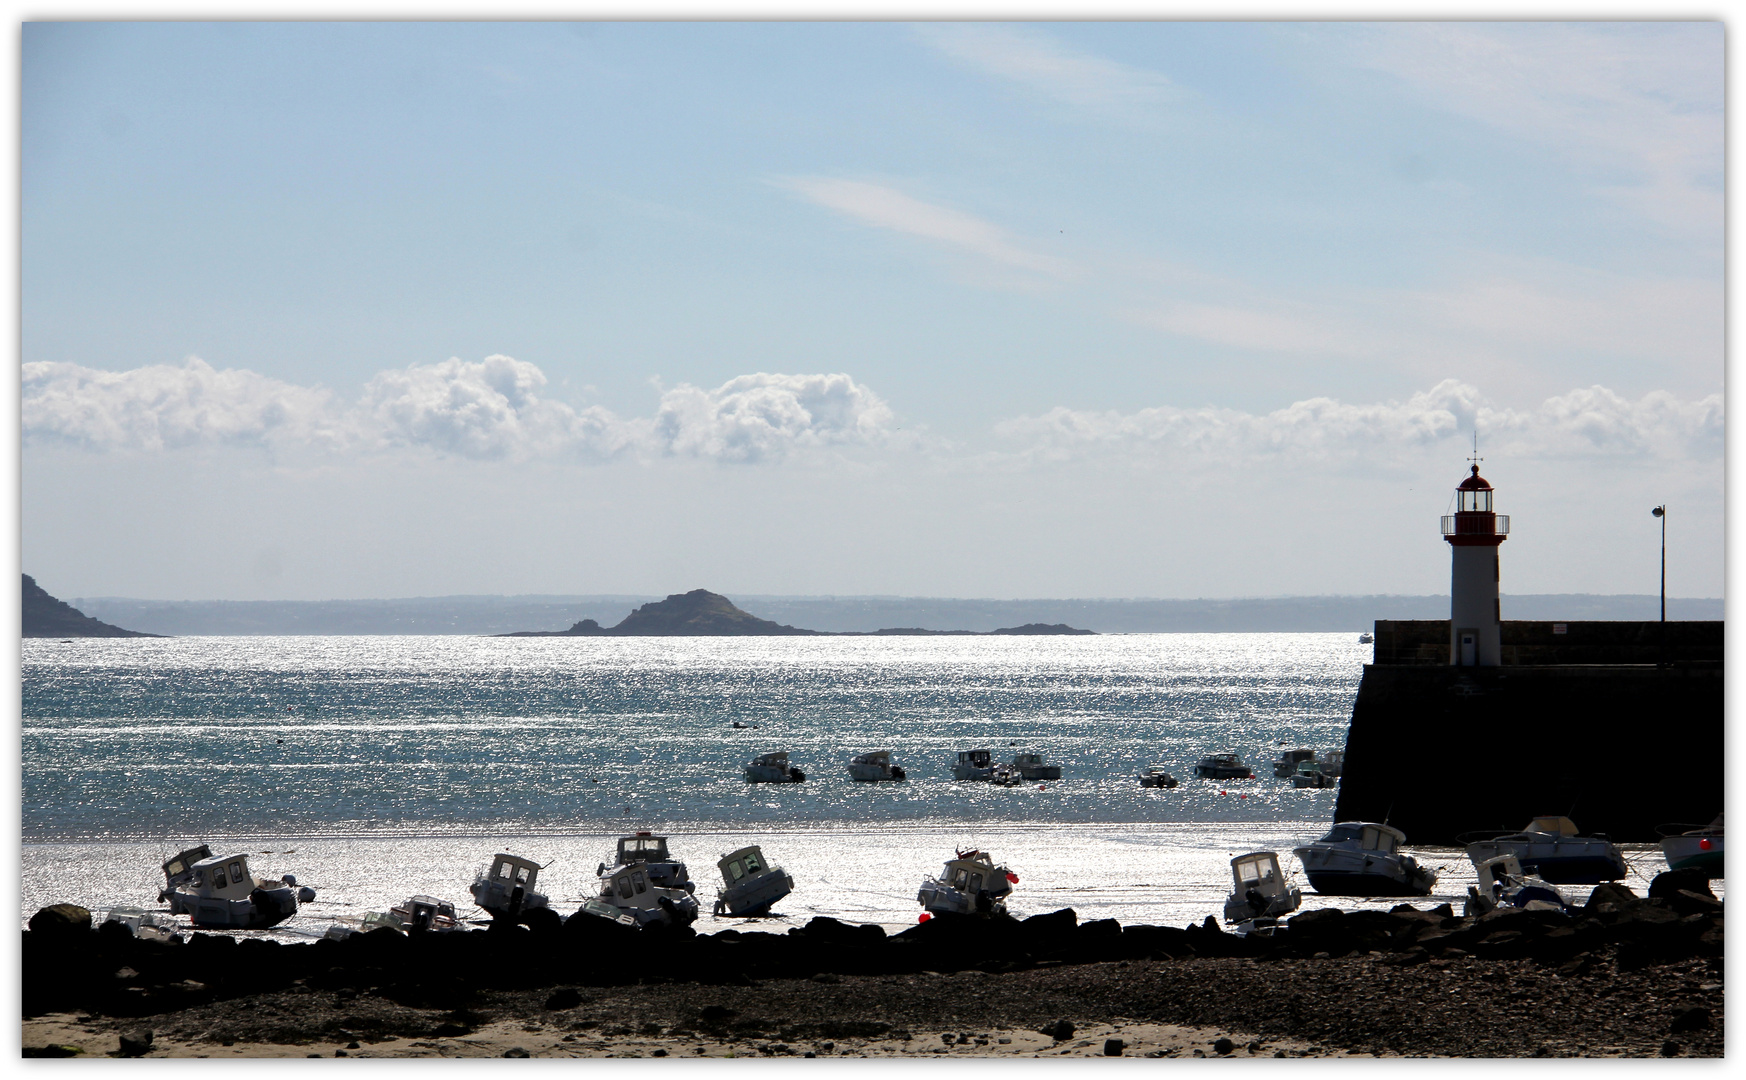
[1441,463,1510,666]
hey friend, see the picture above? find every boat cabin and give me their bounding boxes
[851,750,891,765]
[957,749,993,768]
[750,752,790,767]
[718,846,770,886]
[1474,854,1525,894]
[1012,752,1045,767]
[185,853,259,901]
[395,895,457,931]
[1277,748,1315,765]
[1205,752,1242,767]
[1230,852,1290,901]
[600,864,655,902]
[939,851,1014,896]
[161,844,213,889]
[485,853,541,893]
[1524,816,1581,837]
[1317,822,1406,854]
[617,832,673,865]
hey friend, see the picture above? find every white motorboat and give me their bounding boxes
[1194,752,1254,780]
[1137,767,1178,788]
[602,831,695,893]
[1358,632,1374,644]
[103,906,179,942]
[469,853,551,920]
[1462,816,1626,884]
[1222,851,1301,925]
[1315,750,1345,778]
[846,751,907,782]
[583,860,699,928]
[951,749,1020,785]
[390,894,463,931]
[1289,761,1336,789]
[745,751,806,783]
[1292,822,1436,897]
[918,849,1016,916]
[163,851,307,930]
[1472,854,1571,914]
[1657,814,1723,878]
[1010,752,1061,781]
[1273,748,1316,778]
[712,844,795,917]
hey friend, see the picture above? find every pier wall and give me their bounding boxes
[1370,619,1723,666]
[1332,662,1723,843]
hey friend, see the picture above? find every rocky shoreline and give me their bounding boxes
[22,873,1723,1059]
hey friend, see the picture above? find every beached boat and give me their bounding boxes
[1010,752,1062,781]
[1292,822,1436,897]
[1289,761,1336,789]
[158,844,214,902]
[712,844,795,917]
[1462,816,1626,884]
[744,751,806,783]
[1472,854,1571,914]
[1194,752,1254,780]
[1657,815,1723,878]
[917,849,1017,917]
[1222,851,1301,925]
[846,751,907,782]
[1272,748,1316,778]
[321,909,408,941]
[469,853,551,920]
[102,906,179,942]
[390,894,463,932]
[162,851,307,930]
[583,860,700,928]
[601,831,695,893]
[1137,767,1178,788]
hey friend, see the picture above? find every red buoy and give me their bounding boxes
[1700,838,1713,850]
[918,913,931,923]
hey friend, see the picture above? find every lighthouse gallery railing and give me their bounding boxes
[1441,514,1510,537]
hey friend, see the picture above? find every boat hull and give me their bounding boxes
[1465,840,1626,884]
[1660,836,1724,877]
[1301,870,1433,897]
[1194,765,1253,780]
[745,766,803,783]
[716,870,794,917]
[847,763,904,781]
[167,885,298,930]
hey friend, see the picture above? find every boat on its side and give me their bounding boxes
[713,844,794,917]
[1657,815,1723,878]
[917,849,1016,917]
[1222,851,1301,927]
[1010,752,1061,781]
[846,751,906,782]
[583,861,699,928]
[1292,822,1436,897]
[745,751,806,783]
[1472,854,1571,914]
[469,853,551,921]
[163,852,307,930]
[1462,816,1626,884]
[1194,752,1254,780]
[103,906,179,942]
[1138,767,1178,788]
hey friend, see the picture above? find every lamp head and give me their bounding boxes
[1652,506,1665,518]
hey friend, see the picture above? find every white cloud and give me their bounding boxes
[776,176,1070,279]
[21,355,896,465]
[994,380,1720,466]
[21,357,340,451]
[916,23,1183,118]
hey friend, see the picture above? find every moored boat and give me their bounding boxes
[1292,822,1436,897]
[1137,767,1178,788]
[1222,851,1301,925]
[1010,752,1061,781]
[917,849,1017,917]
[1290,761,1336,789]
[951,748,997,781]
[1461,816,1626,884]
[745,751,806,783]
[163,851,307,930]
[1194,752,1254,780]
[469,853,551,921]
[712,844,795,917]
[1657,815,1723,877]
[846,750,907,782]
[1272,748,1316,778]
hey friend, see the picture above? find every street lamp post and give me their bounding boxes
[1652,505,1666,662]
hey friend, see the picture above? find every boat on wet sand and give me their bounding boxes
[163,851,308,930]
[917,849,1017,917]
[469,853,550,921]
[1292,822,1436,897]
[603,832,695,894]
[1222,851,1301,927]
[1462,816,1626,884]
[582,860,700,928]
[713,844,794,917]
[1471,854,1571,914]
[846,751,906,782]
[1658,815,1723,878]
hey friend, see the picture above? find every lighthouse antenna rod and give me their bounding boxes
[1652,505,1667,664]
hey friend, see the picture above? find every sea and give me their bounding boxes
[20,634,1676,939]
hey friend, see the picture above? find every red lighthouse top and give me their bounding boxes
[1443,464,1508,545]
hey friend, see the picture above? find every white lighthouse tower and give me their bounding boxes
[1441,459,1510,666]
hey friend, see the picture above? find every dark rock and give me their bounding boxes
[544,988,582,1011]
[1649,869,1714,903]
[1660,1040,1681,1057]
[433,1022,471,1037]
[29,904,92,936]
[698,1005,737,1023]
[1213,1037,1234,1055]
[1103,1038,1125,1056]
[117,1029,153,1057]
[22,1046,80,1058]
[1669,1007,1710,1034]
[1038,1019,1075,1041]
[502,1047,530,1058]
[1583,883,1638,914]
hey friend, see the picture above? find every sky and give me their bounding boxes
[17,19,1725,601]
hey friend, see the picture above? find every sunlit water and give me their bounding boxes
[19,635,1684,936]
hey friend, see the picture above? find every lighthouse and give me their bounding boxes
[1441,462,1510,665]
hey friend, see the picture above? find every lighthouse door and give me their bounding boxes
[1458,630,1477,666]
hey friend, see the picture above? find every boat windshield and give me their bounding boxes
[1319,824,1364,843]
[619,836,670,862]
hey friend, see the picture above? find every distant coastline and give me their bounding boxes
[50,591,1723,638]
